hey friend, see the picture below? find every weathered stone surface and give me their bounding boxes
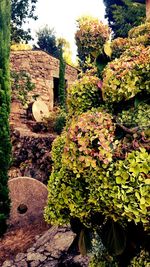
[73,255,90,267]
[2,260,14,267]
[27,247,36,253]
[30,260,40,267]
[8,177,48,226]
[34,226,58,249]
[32,100,49,122]
[9,127,55,182]
[45,230,76,258]
[41,260,58,267]
[27,252,47,262]
[10,50,78,111]
[2,227,89,267]
[16,260,28,267]
[37,247,45,253]
[15,253,26,262]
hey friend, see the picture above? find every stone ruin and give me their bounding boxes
[9,50,78,182]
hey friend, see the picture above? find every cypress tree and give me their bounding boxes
[0,0,11,236]
[103,0,145,38]
[58,44,66,108]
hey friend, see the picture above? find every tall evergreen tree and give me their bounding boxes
[36,26,60,58]
[0,0,11,236]
[103,0,145,38]
[58,42,66,108]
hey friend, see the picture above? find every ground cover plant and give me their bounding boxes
[45,16,150,267]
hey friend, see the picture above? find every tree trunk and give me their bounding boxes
[146,0,150,21]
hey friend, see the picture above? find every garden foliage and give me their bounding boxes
[75,16,110,69]
[0,0,11,236]
[45,17,150,266]
[11,70,35,107]
[67,75,101,117]
[11,0,38,43]
[103,0,145,38]
[58,43,66,108]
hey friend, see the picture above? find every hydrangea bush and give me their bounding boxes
[45,19,150,266]
[102,46,150,102]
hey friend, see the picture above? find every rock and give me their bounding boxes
[17,260,28,267]
[30,260,40,267]
[27,252,47,262]
[10,130,55,183]
[15,252,26,262]
[37,247,45,253]
[44,230,76,258]
[2,260,14,267]
[27,247,35,253]
[73,255,89,267]
[34,226,58,249]
[41,260,58,267]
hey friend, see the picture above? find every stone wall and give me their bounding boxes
[10,50,78,110]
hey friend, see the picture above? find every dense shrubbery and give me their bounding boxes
[45,18,150,266]
[75,16,110,68]
[111,37,131,59]
[117,103,150,129]
[102,46,150,102]
[128,22,150,39]
[111,23,150,60]
[67,75,101,116]
[41,107,66,134]
[129,250,150,267]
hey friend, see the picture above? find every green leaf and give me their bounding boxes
[101,219,126,256]
[116,176,122,184]
[145,179,150,185]
[140,197,146,205]
[104,41,112,58]
[78,229,92,256]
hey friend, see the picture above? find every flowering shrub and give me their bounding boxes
[111,38,131,59]
[63,110,115,168]
[45,110,115,225]
[45,21,150,266]
[102,46,150,103]
[111,23,150,60]
[128,22,150,39]
[75,16,110,65]
[67,75,101,116]
[11,43,32,51]
[117,103,150,129]
[45,119,150,228]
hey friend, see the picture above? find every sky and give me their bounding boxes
[28,0,107,61]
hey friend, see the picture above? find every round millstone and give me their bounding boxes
[8,177,48,226]
[32,100,49,122]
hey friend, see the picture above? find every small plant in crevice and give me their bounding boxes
[43,106,67,134]
[11,70,35,107]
